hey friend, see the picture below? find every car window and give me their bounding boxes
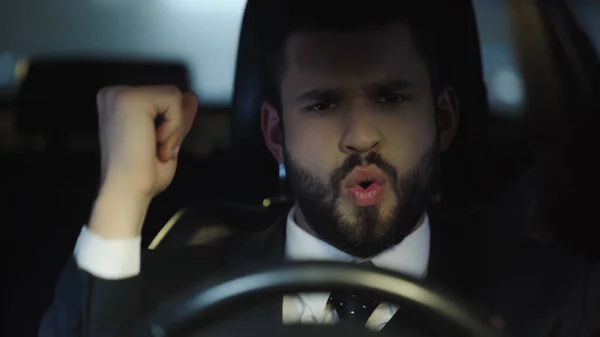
[0,0,246,105]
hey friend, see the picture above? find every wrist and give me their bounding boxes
[88,184,152,239]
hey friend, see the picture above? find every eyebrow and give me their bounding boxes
[295,78,414,104]
[362,78,414,97]
[295,87,349,104]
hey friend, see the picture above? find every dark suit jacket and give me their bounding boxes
[38,207,597,337]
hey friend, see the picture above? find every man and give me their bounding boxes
[39,1,595,337]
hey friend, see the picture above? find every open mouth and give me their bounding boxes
[343,166,386,189]
[359,180,374,190]
[343,166,386,206]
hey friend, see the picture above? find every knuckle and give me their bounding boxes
[97,86,130,106]
[162,85,182,99]
[112,90,138,109]
[96,86,111,102]
[163,84,180,93]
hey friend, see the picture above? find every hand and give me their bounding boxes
[97,85,198,197]
[89,85,198,238]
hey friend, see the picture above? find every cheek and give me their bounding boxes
[284,118,342,177]
[381,114,436,171]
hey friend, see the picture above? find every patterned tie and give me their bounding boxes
[327,261,382,325]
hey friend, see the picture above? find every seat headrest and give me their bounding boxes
[231,0,276,147]
[230,0,281,191]
[230,0,489,203]
[17,60,190,136]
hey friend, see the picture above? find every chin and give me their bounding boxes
[336,203,397,251]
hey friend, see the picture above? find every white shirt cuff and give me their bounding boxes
[74,226,141,280]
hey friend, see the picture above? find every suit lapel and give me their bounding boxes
[221,203,497,334]
[221,212,288,330]
[427,203,493,298]
[225,212,287,270]
[382,203,486,334]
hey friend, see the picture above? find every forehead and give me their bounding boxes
[282,23,426,88]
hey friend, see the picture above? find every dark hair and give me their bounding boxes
[257,0,442,112]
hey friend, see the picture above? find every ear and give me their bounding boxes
[436,86,460,151]
[261,100,285,164]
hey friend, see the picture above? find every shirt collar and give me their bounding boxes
[284,206,431,317]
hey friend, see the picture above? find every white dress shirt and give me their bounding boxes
[74,206,430,330]
[282,207,430,330]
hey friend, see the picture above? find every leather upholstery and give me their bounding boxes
[230,0,281,200]
[231,0,492,205]
[152,0,493,247]
[152,0,555,250]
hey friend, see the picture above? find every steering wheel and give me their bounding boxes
[130,262,508,337]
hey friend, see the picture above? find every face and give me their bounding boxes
[262,23,458,257]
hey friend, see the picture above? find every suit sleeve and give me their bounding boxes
[38,227,144,337]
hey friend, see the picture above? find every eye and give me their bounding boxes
[306,101,339,113]
[375,93,408,105]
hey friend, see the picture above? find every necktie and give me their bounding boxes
[327,261,382,325]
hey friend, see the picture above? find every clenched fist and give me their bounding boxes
[89,86,198,238]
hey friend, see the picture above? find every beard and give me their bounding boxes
[284,142,439,258]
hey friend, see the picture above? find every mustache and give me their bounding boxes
[331,152,399,193]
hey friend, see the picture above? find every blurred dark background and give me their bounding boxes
[1,0,599,336]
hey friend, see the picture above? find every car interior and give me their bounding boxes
[1,0,599,336]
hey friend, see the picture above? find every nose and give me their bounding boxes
[339,108,383,155]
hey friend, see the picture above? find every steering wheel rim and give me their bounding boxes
[131,262,507,337]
